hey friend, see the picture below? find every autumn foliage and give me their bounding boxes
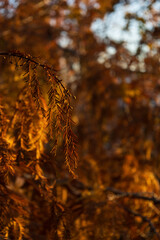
[1,0,160,239]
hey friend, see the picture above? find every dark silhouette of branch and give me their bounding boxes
[104,187,160,204]
[121,205,160,239]
[55,178,160,205]
[55,179,160,238]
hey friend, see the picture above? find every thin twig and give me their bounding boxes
[104,187,160,204]
[121,205,160,239]
[55,179,160,205]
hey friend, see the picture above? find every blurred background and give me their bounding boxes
[1,0,160,239]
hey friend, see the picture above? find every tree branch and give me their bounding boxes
[0,51,68,93]
[121,205,160,239]
[104,187,160,205]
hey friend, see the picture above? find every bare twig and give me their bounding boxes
[104,187,160,205]
[121,205,160,239]
[55,179,160,205]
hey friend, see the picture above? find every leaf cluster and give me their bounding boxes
[0,51,78,239]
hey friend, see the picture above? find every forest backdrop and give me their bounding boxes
[1,0,160,239]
